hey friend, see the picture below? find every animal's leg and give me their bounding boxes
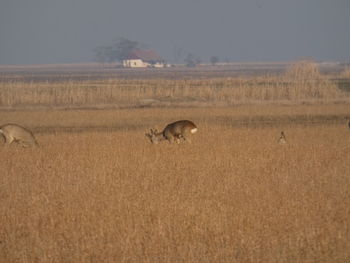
[4,135,15,145]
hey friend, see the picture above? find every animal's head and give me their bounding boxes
[145,129,161,144]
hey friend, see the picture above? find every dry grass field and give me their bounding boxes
[1,61,349,110]
[1,105,350,262]
[1,62,350,262]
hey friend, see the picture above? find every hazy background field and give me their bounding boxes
[1,63,350,262]
[1,61,349,110]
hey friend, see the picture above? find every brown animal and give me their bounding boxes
[146,120,198,144]
[278,131,287,144]
[0,123,38,147]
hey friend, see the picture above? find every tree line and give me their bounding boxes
[94,38,223,66]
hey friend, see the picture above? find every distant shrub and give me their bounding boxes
[285,60,321,79]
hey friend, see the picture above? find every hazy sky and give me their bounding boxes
[1,0,349,64]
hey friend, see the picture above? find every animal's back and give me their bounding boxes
[166,120,197,135]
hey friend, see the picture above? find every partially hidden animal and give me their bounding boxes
[0,123,38,147]
[278,131,287,144]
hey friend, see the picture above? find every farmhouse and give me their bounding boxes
[122,50,165,68]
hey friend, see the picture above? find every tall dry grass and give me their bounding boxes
[1,107,350,262]
[341,67,350,78]
[0,61,348,109]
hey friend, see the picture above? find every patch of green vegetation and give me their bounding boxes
[335,79,350,92]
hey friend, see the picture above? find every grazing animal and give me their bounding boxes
[146,120,198,144]
[0,123,38,147]
[278,131,287,144]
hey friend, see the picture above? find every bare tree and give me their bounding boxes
[173,46,184,64]
[210,56,219,66]
[94,45,115,63]
[185,53,201,67]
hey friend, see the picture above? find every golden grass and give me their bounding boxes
[1,106,350,262]
[0,104,349,134]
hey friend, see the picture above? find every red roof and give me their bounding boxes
[126,50,162,61]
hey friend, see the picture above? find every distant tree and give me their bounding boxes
[210,56,219,66]
[115,38,144,61]
[185,53,201,67]
[94,37,144,63]
[173,46,184,64]
[94,45,115,63]
[223,57,230,63]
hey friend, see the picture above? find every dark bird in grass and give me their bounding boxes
[278,131,287,144]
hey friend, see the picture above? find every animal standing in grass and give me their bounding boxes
[146,120,198,144]
[0,123,38,147]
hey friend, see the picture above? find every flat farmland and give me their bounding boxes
[1,63,350,262]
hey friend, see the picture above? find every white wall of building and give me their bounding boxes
[123,59,145,68]
[123,59,166,68]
